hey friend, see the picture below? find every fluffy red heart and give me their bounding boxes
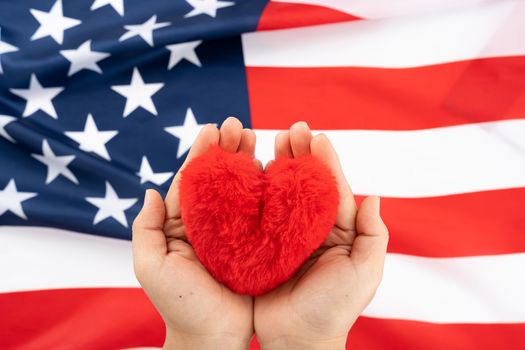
[179,146,339,296]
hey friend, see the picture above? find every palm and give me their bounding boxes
[255,219,364,342]
[147,220,253,336]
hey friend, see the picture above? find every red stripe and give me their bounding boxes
[0,288,164,349]
[257,2,359,31]
[348,317,525,350]
[355,188,525,257]
[2,289,524,349]
[246,57,525,130]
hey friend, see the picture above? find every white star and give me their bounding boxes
[119,15,170,47]
[0,115,16,143]
[65,114,118,160]
[184,0,234,18]
[9,74,64,119]
[0,27,18,74]
[0,179,37,220]
[166,40,202,69]
[111,68,164,117]
[60,40,110,76]
[31,139,78,185]
[137,156,174,185]
[30,0,82,44]
[91,0,124,16]
[165,108,212,158]
[85,181,137,227]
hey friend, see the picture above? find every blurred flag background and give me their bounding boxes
[1,0,525,348]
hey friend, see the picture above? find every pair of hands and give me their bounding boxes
[132,118,389,350]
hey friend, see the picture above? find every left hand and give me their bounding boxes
[254,122,389,350]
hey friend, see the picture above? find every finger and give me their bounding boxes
[264,160,274,172]
[254,159,263,171]
[275,131,292,159]
[132,189,168,266]
[167,238,199,260]
[238,128,256,155]
[165,124,220,221]
[310,133,357,231]
[219,116,243,152]
[289,121,312,158]
[351,196,389,284]
[164,216,186,240]
[184,124,220,165]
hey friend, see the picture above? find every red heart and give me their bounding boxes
[179,146,339,295]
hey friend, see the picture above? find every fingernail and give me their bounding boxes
[317,132,328,141]
[144,189,154,206]
[291,121,309,130]
[302,121,310,130]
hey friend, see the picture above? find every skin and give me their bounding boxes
[254,122,388,350]
[132,118,256,350]
[132,118,389,350]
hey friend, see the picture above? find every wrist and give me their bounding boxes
[164,327,252,350]
[259,335,346,350]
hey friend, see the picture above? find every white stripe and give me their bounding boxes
[0,226,138,293]
[254,119,525,198]
[364,252,525,323]
[271,0,498,19]
[2,226,525,323]
[244,0,525,68]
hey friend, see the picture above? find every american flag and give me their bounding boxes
[1,0,525,348]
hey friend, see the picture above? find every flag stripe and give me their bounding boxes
[3,226,525,324]
[0,226,138,294]
[254,121,525,198]
[246,57,525,130]
[244,0,525,68]
[257,2,359,31]
[363,253,525,323]
[0,288,163,350]
[349,317,525,350]
[269,0,501,19]
[2,288,525,350]
[356,188,525,257]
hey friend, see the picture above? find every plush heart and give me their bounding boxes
[179,146,339,296]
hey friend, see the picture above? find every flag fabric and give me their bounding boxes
[1,0,525,348]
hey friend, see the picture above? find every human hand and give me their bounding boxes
[254,122,389,350]
[132,118,257,350]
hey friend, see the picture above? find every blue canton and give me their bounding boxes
[0,0,268,239]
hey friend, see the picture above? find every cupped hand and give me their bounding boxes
[254,122,389,350]
[132,117,256,350]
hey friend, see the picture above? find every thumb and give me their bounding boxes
[351,196,389,283]
[132,189,168,269]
